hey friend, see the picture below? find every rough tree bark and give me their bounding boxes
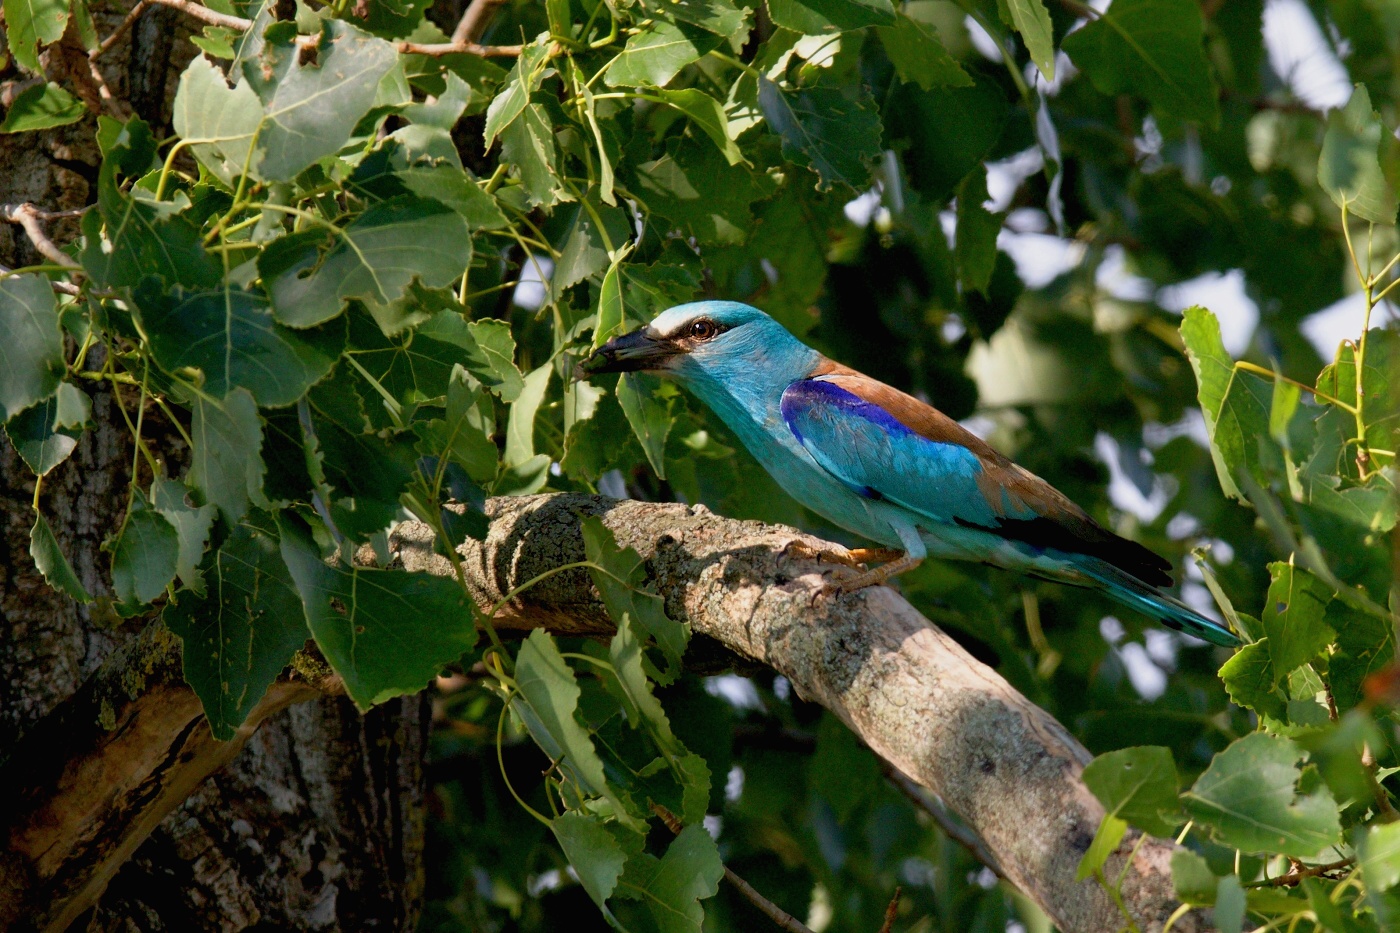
[0,7,429,930]
[3,488,1214,931]
[388,494,1212,933]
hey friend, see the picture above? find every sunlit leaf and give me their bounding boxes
[612,824,724,933]
[1182,732,1342,856]
[30,511,91,602]
[765,0,894,34]
[1082,746,1183,837]
[606,21,723,88]
[876,13,972,91]
[0,82,85,133]
[1318,84,1398,225]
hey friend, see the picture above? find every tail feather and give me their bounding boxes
[1077,559,1241,648]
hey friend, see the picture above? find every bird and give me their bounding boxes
[578,300,1241,648]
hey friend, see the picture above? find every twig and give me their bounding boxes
[452,0,507,45]
[878,886,902,933]
[0,203,81,269]
[1248,857,1354,888]
[91,0,149,60]
[651,804,815,933]
[397,40,524,57]
[147,0,251,31]
[884,768,1005,880]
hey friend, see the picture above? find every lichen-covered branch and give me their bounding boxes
[393,494,1210,933]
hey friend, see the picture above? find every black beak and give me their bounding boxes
[574,327,680,378]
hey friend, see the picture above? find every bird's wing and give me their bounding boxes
[780,368,1172,586]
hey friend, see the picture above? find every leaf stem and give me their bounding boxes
[495,693,552,826]
[1233,360,1356,413]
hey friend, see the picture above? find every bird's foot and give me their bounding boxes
[831,554,924,595]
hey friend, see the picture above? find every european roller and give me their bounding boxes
[580,300,1240,648]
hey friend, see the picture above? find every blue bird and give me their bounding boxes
[579,300,1240,648]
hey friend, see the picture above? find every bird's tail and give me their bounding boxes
[1076,559,1241,648]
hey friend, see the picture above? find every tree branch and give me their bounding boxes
[391,495,1211,933]
[0,495,1211,932]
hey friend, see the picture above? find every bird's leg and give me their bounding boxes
[831,521,927,594]
[834,553,924,594]
[782,540,869,570]
[846,547,904,564]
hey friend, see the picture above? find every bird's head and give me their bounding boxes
[577,301,808,383]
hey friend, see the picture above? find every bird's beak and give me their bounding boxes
[574,327,680,378]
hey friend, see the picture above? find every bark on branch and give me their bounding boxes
[392,494,1211,933]
[1,493,1211,932]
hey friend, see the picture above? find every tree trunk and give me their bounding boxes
[0,11,428,929]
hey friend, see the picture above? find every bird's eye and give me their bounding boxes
[689,319,718,340]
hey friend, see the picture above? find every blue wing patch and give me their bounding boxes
[780,379,1024,530]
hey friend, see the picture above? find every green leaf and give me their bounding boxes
[30,511,91,602]
[758,78,883,191]
[632,137,776,246]
[652,88,746,167]
[82,121,219,291]
[582,517,689,684]
[613,824,724,933]
[875,13,972,91]
[1001,0,1055,81]
[1261,562,1335,684]
[171,54,262,186]
[1360,823,1400,893]
[504,363,552,467]
[1082,746,1183,837]
[511,629,642,828]
[314,414,417,540]
[417,365,498,483]
[278,515,477,709]
[1218,640,1287,720]
[260,196,471,329]
[1329,598,1395,710]
[0,273,64,422]
[1074,812,1126,882]
[0,82,85,133]
[956,167,1002,297]
[190,388,270,523]
[163,513,308,739]
[483,39,551,145]
[352,157,509,230]
[551,195,633,300]
[109,501,180,607]
[249,22,398,181]
[151,474,217,595]
[1171,850,1217,905]
[1179,305,1268,501]
[1318,84,1398,225]
[636,0,750,39]
[1182,732,1342,856]
[500,99,565,208]
[133,281,345,407]
[884,72,1009,203]
[5,382,90,476]
[420,315,525,401]
[1316,328,1400,450]
[1269,376,1301,446]
[605,20,723,88]
[1215,875,1246,933]
[551,812,631,917]
[1062,0,1219,127]
[594,256,625,350]
[765,0,894,34]
[617,372,672,480]
[4,0,70,72]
